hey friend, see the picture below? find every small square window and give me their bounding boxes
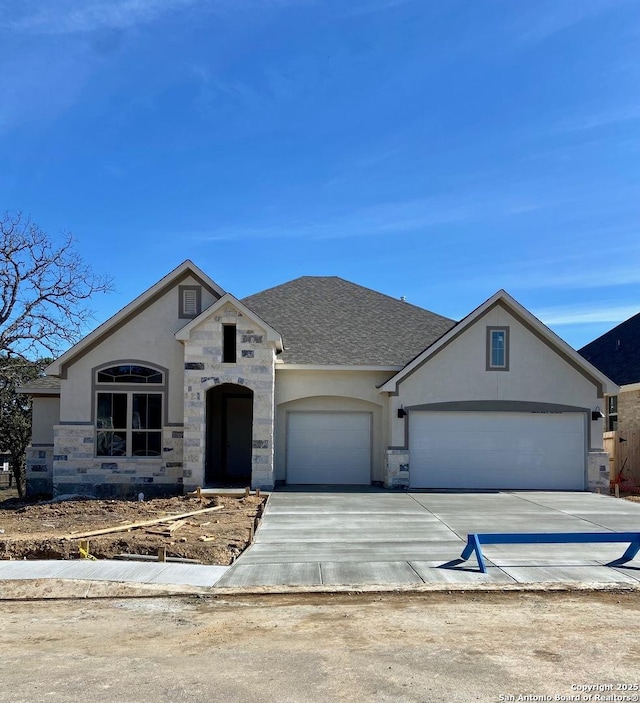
[487,326,509,371]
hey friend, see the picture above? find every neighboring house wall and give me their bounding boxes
[274,369,392,483]
[617,386,640,435]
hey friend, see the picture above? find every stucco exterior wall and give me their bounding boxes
[59,275,214,424]
[274,369,391,483]
[389,304,604,448]
[31,396,60,445]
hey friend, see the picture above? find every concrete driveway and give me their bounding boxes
[217,490,640,587]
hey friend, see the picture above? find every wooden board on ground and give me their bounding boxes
[62,505,225,540]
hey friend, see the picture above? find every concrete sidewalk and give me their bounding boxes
[2,491,640,597]
[217,490,640,587]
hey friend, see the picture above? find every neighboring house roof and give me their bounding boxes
[579,311,640,387]
[380,289,617,396]
[242,276,455,366]
[17,376,61,395]
[176,293,284,351]
[46,261,225,378]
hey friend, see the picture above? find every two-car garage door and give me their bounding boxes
[409,411,586,490]
[286,412,371,485]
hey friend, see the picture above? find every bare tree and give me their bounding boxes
[0,211,113,361]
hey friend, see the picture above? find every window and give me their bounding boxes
[179,285,201,319]
[95,364,164,457]
[223,324,237,363]
[487,326,509,370]
[607,395,618,431]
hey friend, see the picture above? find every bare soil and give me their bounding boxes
[0,489,266,565]
[2,591,640,703]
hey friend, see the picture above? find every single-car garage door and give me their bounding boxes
[287,412,371,484]
[409,411,585,490]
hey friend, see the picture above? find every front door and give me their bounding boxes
[206,384,253,486]
[224,396,253,481]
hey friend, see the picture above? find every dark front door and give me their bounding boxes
[206,384,253,486]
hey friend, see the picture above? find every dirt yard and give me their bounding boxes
[0,489,266,565]
[2,591,640,703]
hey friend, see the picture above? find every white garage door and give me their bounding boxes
[409,411,585,490]
[287,412,371,485]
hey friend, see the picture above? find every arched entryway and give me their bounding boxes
[206,384,254,486]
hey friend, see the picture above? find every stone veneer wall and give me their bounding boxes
[25,445,54,496]
[49,424,184,498]
[182,305,276,491]
[587,451,610,492]
[384,449,410,489]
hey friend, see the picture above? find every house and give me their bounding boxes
[579,312,640,434]
[580,313,640,484]
[20,260,615,498]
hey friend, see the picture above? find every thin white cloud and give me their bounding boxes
[192,196,476,242]
[559,106,640,133]
[2,0,202,34]
[505,262,640,291]
[535,304,640,326]
[510,0,625,47]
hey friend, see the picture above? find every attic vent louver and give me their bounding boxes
[179,285,201,318]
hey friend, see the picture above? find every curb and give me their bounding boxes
[2,578,639,601]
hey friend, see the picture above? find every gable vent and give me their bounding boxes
[179,286,201,318]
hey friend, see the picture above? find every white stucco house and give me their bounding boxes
[21,260,615,497]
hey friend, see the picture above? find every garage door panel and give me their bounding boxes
[410,412,585,490]
[287,412,371,485]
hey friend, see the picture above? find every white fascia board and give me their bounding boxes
[46,260,225,377]
[276,364,402,372]
[380,289,618,395]
[176,293,283,351]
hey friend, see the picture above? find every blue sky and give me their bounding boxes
[1,0,639,351]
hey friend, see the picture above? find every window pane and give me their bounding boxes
[97,365,163,384]
[133,394,162,430]
[491,331,505,367]
[97,393,127,429]
[132,431,162,456]
[97,431,126,456]
[608,396,618,414]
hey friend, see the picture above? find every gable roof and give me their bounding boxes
[242,276,455,366]
[176,293,283,351]
[380,289,616,395]
[46,261,225,378]
[579,311,640,387]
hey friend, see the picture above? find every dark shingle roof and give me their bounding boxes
[579,311,640,386]
[242,276,455,366]
[17,376,61,393]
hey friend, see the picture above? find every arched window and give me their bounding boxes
[95,363,165,458]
